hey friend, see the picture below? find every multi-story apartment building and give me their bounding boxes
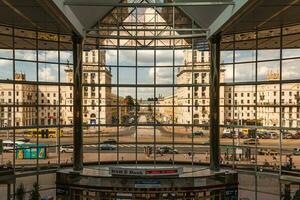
[0,73,37,127]
[224,71,300,128]
[0,50,113,128]
[158,50,225,126]
[82,50,112,125]
[1,50,300,129]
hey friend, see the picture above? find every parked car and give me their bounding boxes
[189,131,204,137]
[243,138,259,145]
[283,133,293,139]
[293,148,300,155]
[102,139,117,145]
[222,131,233,138]
[258,148,278,155]
[291,133,300,139]
[156,146,178,154]
[282,131,293,139]
[201,140,210,145]
[60,145,73,153]
[222,130,244,139]
[256,131,267,139]
[99,143,116,150]
[262,132,278,139]
[223,129,232,134]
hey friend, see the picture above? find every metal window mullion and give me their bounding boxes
[254,29,258,200]
[35,29,40,184]
[154,6,157,165]
[58,33,61,167]
[279,27,283,176]
[117,25,120,164]
[135,6,138,166]
[97,37,101,166]
[232,34,236,169]
[172,5,175,165]
[191,21,195,167]
[12,26,16,183]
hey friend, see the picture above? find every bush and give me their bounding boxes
[16,183,26,200]
[29,182,40,200]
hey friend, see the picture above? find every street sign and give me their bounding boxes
[135,180,161,188]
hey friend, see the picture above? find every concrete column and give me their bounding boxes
[284,183,291,200]
[7,184,10,200]
[209,34,221,171]
[72,35,83,171]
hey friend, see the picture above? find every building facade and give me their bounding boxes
[1,50,300,129]
[0,50,113,128]
[157,50,225,126]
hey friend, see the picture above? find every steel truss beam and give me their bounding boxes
[86,28,209,32]
[86,33,206,39]
[64,1,234,7]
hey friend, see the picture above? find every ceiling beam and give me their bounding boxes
[64,1,234,7]
[1,0,39,28]
[45,0,85,37]
[208,0,259,38]
[86,33,206,39]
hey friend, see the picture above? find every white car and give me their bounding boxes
[223,129,231,134]
[60,145,73,153]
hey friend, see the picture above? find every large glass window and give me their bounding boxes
[0,26,73,175]
[220,25,300,176]
[81,5,209,165]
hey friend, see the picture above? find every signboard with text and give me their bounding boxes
[109,167,183,177]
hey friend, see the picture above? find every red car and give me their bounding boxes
[292,133,300,139]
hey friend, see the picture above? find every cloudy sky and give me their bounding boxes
[106,49,183,99]
[221,49,300,83]
[0,49,73,82]
[1,47,300,99]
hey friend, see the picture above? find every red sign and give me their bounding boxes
[110,167,182,176]
[145,169,178,175]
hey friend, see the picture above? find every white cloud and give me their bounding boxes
[149,67,173,84]
[0,58,11,66]
[38,50,58,62]
[60,51,73,63]
[15,50,36,60]
[106,49,184,67]
[39,65,57,82]
[282,59,300,79]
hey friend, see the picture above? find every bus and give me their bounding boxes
[16,143,48,159]
[2,140,25,152]
[25,128,64,138]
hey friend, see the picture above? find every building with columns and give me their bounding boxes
[0,50,113,128]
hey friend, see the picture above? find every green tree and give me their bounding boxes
[29,182,40,200]
[16,183,26,200]
[148,104,152,111]
[125,96,135,111]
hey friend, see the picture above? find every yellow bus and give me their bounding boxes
[242,128,257,138]
[25,128,64,138]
